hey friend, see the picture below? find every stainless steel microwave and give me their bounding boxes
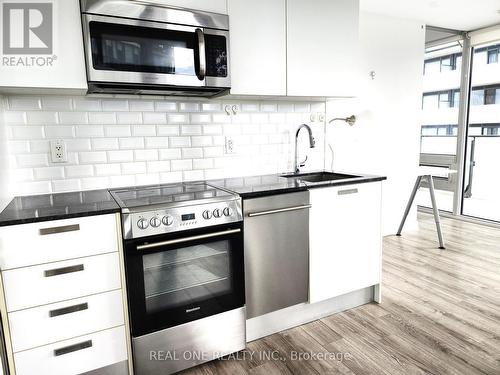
[80,0,231,96]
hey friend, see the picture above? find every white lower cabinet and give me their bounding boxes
[9,290,124,353]
[309,182,382,303]
[13,326,128,375]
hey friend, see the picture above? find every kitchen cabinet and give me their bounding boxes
[0,0,87,94]
[286,0,360,97]
[228,0,359,97]
[243,191,310,318]
[228,0,287,95]
[0,214,131,375]
[309,182,382,303]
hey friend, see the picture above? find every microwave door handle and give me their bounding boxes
[195,28,206,80]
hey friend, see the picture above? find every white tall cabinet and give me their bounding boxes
[286,0,359,97]
[228,0,287,96]
[228,0,359,97]
[309,182,382,304]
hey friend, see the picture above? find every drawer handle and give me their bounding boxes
[247,204,312,217]
[54,340,92,357]
[44,264,84,277]
[338,188,359,195]
[49,303,88,318]
[39,224,80,236]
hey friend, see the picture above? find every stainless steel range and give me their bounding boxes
[110,182,245,375]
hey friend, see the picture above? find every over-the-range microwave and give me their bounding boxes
[80,0,230,97]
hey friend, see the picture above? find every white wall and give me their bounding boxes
[3,96,325,195]
[326,12,425,235]
[0,97,11,210]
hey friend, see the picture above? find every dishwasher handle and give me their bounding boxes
[247,204,311,217]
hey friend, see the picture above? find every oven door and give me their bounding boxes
[124,223,244,337]
[82,14,230,89]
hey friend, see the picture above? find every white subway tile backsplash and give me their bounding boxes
[105,126,131,137]
[117,112,143,124]
[129,100,154,111]
[88,112,116,124]
[26,111,58,125]
[134,149,158,161]
[95,163,121,176]
[5,95,326,195]
[102,99,128,111]
[79,151,107,164]
[169,137,191,148]
[65,165,94,178]
[92,138,119,150]
[76,125,104,138]
[179,102,199,112]
[155,101,177,112]
[119,137,144,149]
[121,162,146,174]
[157,126,179,136]
[108,150,134,163]
[133,125,156,136]
[182,148,203,159]
[9,97,40,110]
[159,149,181,160]
[143,112,167,124]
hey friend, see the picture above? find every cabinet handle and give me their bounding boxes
[338,188,358,195]
[44,264,84,277]
[54,340,92,357]
[39,224,80,236]
[247,204,311,217]
[49,303,88,318]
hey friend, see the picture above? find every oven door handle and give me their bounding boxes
[136,228,240,251]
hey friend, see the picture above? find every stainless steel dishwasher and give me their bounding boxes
[243,191,310,318]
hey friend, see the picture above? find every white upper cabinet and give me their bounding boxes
[0,0,87,94]
[228,0,286,96]
[149,0,227,14]
[286,0,359,97]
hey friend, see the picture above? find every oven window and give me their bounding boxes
[89,22,196,75]
[143,240,231,314]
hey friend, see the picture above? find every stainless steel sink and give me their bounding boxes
[281,172,360,183]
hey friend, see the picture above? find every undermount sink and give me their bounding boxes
[281,172,360,183]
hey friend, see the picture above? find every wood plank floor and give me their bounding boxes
[181,213,500,375]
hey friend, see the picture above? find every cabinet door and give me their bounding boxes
[228,0,286,95]
[0,0,87,93]
[309,182,382,303]
[286,0,359,97]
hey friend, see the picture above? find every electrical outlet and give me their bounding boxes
[50,140,67,163]
[225,136,236,154]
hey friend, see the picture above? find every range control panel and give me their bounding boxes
[122,199,243,239]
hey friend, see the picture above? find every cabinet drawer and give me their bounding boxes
[0,214,118,270]
[3,252,122,312]
[14,325,128,375]
[9,289,125,353]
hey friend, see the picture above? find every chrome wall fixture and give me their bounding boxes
[328,115,357,126]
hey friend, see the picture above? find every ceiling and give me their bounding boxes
[360,0,500,31]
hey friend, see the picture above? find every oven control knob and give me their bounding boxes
[150,217,161,228]
[202,210,212,220]
[213,208,222,218]
[223,207,232,217]
[162,215,173,226]
[137,218,149,230]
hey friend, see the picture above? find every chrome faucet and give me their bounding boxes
[294,124,315,173]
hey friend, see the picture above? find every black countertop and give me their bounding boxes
[0,189,120,227]
[0,171,386,227]
[209,171,387,199]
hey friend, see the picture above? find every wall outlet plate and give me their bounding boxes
[50,139,67,163]
[225,136,236,154]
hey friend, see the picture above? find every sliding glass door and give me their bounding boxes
[462,41,500,221]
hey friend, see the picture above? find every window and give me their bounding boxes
[485,88,496,104]
[423,53,462,75]
[487,48,498,64]
[471,89,485,105]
